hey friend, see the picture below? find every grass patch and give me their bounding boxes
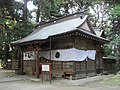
[104,75,120,85]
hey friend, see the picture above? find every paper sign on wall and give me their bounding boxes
[42,65,50,71]
[23,51,35,60]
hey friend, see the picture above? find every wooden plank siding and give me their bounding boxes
[75,37,95,50]
[23,60,35,75]
[102,58,116,74]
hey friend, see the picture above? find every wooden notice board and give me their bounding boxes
[41,64,51,84]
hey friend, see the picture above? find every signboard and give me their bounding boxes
[42,65,50,71]
[41,64,51,84]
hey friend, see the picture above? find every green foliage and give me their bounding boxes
[38,0,62,21]
[104,75,120,86]
[0,0,34,61]
[33,0,99,22]
[109,5,120,20]
[104,4,120,62]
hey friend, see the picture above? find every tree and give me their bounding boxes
[103,5,120,70]
[0,0,34,68]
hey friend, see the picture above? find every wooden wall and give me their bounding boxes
[75,36,95,50]
[40,35,96,51]
[75,59,96,79]
[96,49,103,74]
[52,37,74,50]
[51,60,96,79]
[103,59,116,74]
[23,60,35,75]
[14,35,100,79]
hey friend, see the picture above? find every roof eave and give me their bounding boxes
[77,28,109,43]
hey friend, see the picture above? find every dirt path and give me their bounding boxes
[0,69,120,90]
[0,80,120,90]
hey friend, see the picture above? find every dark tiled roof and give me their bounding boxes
[11,13,108,45]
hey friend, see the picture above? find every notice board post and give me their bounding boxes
[41,64,52,84]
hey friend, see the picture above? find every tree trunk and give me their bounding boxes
[23,0,28,22]
[36,0,41,23]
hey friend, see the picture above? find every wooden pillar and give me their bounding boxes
[74,62,76,77]
[20,50,23,75]
[35,49,40,78]
[96,45,101,74]
[49,37,52,70]
[18,50,20,74]
[80,61,81,72]
[49,37,52,79]
[99,53,102,74]
[94,56,97,75]
[85,58,88,77]
[98,52,101,74]
[50,37,51,60]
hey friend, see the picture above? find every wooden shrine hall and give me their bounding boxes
[11,12,108,79]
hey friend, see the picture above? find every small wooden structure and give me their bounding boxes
[102,57,116,74]
[11,12,108,79]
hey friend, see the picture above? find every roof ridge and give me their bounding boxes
[35,11,86,29]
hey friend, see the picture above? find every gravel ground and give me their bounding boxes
[0,69,120,90]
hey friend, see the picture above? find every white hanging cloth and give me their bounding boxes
[40,48,96,61]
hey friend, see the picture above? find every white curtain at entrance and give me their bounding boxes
[40,48,96,61]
